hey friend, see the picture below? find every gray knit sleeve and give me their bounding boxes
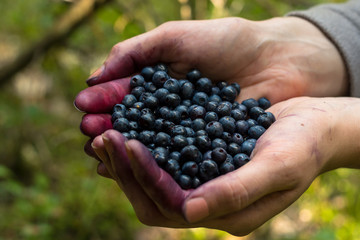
[287,0,360,97]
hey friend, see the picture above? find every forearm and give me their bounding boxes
[287,0,360,97]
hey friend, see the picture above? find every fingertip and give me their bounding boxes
[97,162,113,179]
[183,197,209,223]
[86,65,105,86]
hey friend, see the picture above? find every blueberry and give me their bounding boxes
[248,125,266,139]
[233,153,250,168]
[227,142,241,156]
[163,120,175,134]
[196,77,212,94]
[138,112,155,129]
[155,132,171,147]
[159,106,171,119]
[113,117,129,132]
[181,99,192,107]
[196,130,208,136]
[153,147,169,165]
[171,135,188,150]
[247,119,258,128]
[241,98,259,110]
[211,147,227,164]
[204,111,219,123]
[113,103,126,114]
[131,86,146,99]
[130,74,145,88]
[235,103,247,115]
[230,82,241,95]
[122,94,137,108]
[221,132,233,143]
[220,85,237,102]
[164,78,180,93]
[258,97,271,110]
[187,137,196,146]
[208,94,222,103]
[165,93,181,107]
[185,127,196,137]
[215,101,232,117]
[191,118,206,131]
[219,116,236,133]
[199,160,219,182]
[196,135,212,151]
[249,106,265,120]
[126,108,141,121]
[181,82,195,99]
[154,63,168,73]
[178,175,192,190]
[192,92,209,106]
[138,130,156,145]
[169,151,181,162]
[219,161,235,174]
[111,111,125,123]
[257,113,275,129]
[167,110,181,124]
[216,81,227,90]
[154,118,165,132]
[139,92,153,102]
[206,101,218,112]
[171,125,186,136]
[122,132,131,139]
[180,118,192,127]
[128,130,139,139]
[211,86,220,95]
[203,150,212,160]
[231,108,246,121]
[141,66,155,81]
[241,139,256,156]
[211,138,227,149]
[205,121,224,138]
[182,161,199,177]
[154,88,170,104]
[188,105,206,120]
[152,70,169,87]
[133,101,145,110]
[175,105,188,119]
[165,159,181,176]
[180,145,201,163]
[232,133,244,145]
[186,69,201,83]
[235,120,249,136]
[192,177,202,188]
[128,121,139,131]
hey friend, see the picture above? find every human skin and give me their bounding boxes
[74,17,357,235]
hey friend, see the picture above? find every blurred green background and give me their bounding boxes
[1,0,358,239]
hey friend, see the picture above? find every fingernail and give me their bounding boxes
[86,65,105,86]
[124,141,134,161]
[184,197,209,223]
[73,100,83,112]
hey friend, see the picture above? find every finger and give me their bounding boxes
[74,78,131,113]
[101,129,186,227]
[97,162,112,179]
[84,139,100,160]
[80,114,112,138]
[91,135,117,180]
[125,139,191,222]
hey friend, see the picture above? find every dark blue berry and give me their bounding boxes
[180,118,192,127]
[233,153,250,168]
[220,85,237,102]
[211,86,220,95]
[180,145,201,163]
[241,139,256,156]
[175,105,188,119]
[113,103,126,114]
[133,101,145,110]
[169,151,181,162]
[204,111,219,123]
[171,125,186,136]
[181,99,192,107]
[154,118,165,132]
[227,142,241,156]
[130,74,145,88]
[242,98,259,110]
[199,160,219,182]
[153,147,169,165]
[219,161,235,174]
[126,108,141,121]
[164,78,180,93]
[222,132,233,143]
[196,130,208,136]
[188,105,206,120]
[165,93,181,107]
[247,119,258,128]
[111,111,125,123]
[206,101,218,112]
[172,135,188,150]
[186,69,201,83]
[113,117,129,132]
[182,161,199,177]
[178,175,192,190]
[248,125,266,139]
[122,94,137,108]
[257,113,275,129]
[138,130,156,145]
[185,127,196,137]
[249,106,265,120]
[219,116,236,133]
[208,94,222,103]
[154,88,170,104]
[128,130,139,139]
[152,70,168,87]
[258,97,271,110]
[192,92,209,106]
[205,121,223,138]
[141,66,155,81]
[236,120,249,136]
[232,133,244,145]
[138,113,155,129]
[187,137,196,146]
[128,121,139,131]
[196,135,212,151]
[215,101,232,117]
[181,82,195,99]
[196,77,212,94]
[231,82,241,95]
[211,138,227,149]
[216,81,227,90]
[131,86,146,99]
[165,159,180,176]
[144,82,157,93]
[155,132,171,147]
[192,177,202,188]
[191,118,206,131]
[211,147,227,164]
[231,108,246,121]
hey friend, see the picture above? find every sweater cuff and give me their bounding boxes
[287,1,360,97]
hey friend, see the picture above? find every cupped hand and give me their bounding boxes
[84,17,347,104]
[87,97,360,236]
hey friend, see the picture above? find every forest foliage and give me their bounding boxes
[1,0,358,239]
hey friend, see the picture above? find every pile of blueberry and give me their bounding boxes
[112,64,275,189]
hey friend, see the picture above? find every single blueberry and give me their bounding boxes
[231,108,246,121]
[126,108,141,121]
[171,135,189,150]
[178,175,192,190]
[155,132,171,147]
[232,133,244,145]
[235,120,249,136]
[180,118,192,127]
[131,86,146,99]
[138,112,155,129]
[241,139,256,156]
[128,130,139,139]
[215,101,232,117]
[192,92,209,107]
[188,105,206,120]
[180,145,201,163]
[169,151,181,162]
[154,118,165,132]
[185,127,196,137]
[181,99,192,107]
[216,81,227,90]
[152,70,169,87]
[257,113,275,129]
[233,153,250,168]
[113,103,126,114]
[132,101,145,110]
[196,135,212,151]
[258,97,271,110]
[211,138,227,149]
[154,88,170,104]
[205,121,224,138]
[227,142,242,156]
[247,119,258,128]
[204,111,219,123]
[141,66,155,81]
[181,82,195,99]
[191,118,206,131]
[219,161,235,174]
[199,160,219,182]
[186,69,202,83]
[249,106,265,120]
[206,101,219,112]
[153,147,169,166]
[113,117,129,132]
[171,125,186,136]
[211,86,220,95]
[230,82,241,95]
[208,94,222,103]
[165,93,181,107]
[111,111,125,123]
[128,121,140,131]
[138,130,156,145]
[175,105,189,119]
[220,85,237,102]
[221,132,233,143]
[130,74,145,88]
[165,159,180,176]
[219,116,236,133]
[122,94,137,108]
[248,125,266,139]
[182,161,199,177]
[241,98,259,110]
[164,78,180,93]
[196,77,212,94]
[211,147,227,164]
[192,177,202,189]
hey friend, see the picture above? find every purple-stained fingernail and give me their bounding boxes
[124,141,134,161]
[86,65,105,86]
